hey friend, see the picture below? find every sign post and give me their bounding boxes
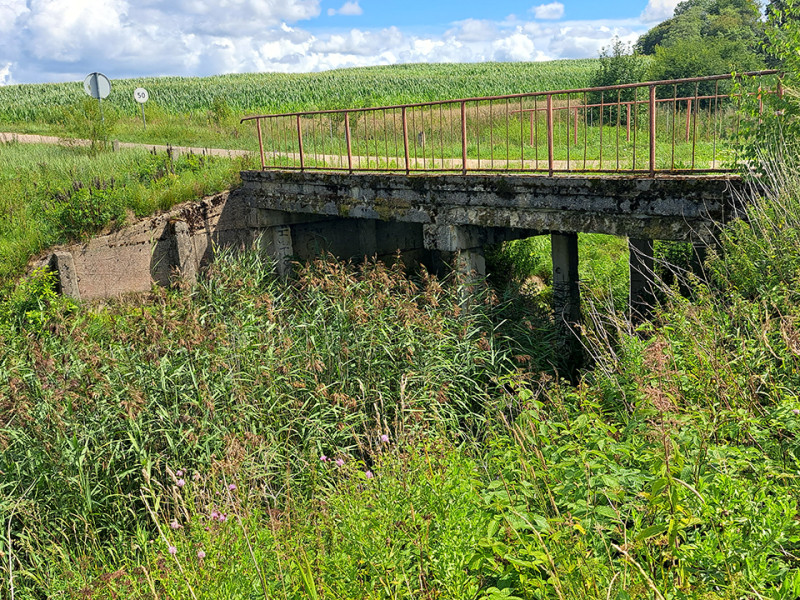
[133,87,149,130]
[83,72,111,123]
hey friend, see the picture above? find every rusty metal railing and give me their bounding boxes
[241,70,781,176]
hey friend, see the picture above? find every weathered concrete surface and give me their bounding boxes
[240,171,744,243]
[40,187,436,300]
[40,191,253,300]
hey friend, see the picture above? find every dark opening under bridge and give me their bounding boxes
[46,71,780,327]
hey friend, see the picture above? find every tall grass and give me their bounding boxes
[0,142,257,283]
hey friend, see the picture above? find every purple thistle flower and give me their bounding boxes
[176,478,186,488]
[176,469,184,477]
[218,514,227,523]
[197,550,206,559]
[170,520,182,530]
[365,470,374,479]
[168,546,177,556]
[335,458,345,467]
[320,455,328,462]
[210,510,220,521]
[380,434,389,443]
[228,483,237,491]
[793,409,800,415]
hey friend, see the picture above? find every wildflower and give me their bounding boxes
[365,470,374,479]
[197,550,206,560]
[176,469,184,477]
[793,409,800,416]
[170,520,182,530]
[320,455,328,462]
[335,458,345,467]
[210,510,220,521]
[380,434,389,443]
[176,478,186,488]
[218,514,228,523]
[193,472,201,481]
[168,546,177,556]
[228,483,236,491]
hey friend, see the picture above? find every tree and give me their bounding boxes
[589,39,649,122]
[636,0,766,81]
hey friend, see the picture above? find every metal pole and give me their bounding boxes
[546,94,554,176]
[461,101,467,175]
[296,115,305,171]
[256,118,265,170]
[649,85,656,176]
[345,112,353,174]
[402,107,410,175]
[141,104,146,130]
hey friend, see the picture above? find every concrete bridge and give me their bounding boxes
[239,170,742,323]
[46,72,776,324]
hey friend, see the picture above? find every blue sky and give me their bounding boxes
[0,0,680,85]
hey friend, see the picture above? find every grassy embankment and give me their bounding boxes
[2,141,800,597]
[3,59,799,598]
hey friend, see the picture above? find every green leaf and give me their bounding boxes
[635,523,669,541]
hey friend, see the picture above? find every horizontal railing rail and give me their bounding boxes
[241,70,781,176]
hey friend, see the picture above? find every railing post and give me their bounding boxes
[546,94,554,176]
[626,104,631,142]
[461,101,467,175]
[402,107,410,175]
[573,107,578,145]
[256,118,266,170]
[344,111,353,174]
[530,111,534,147]
[649,85,656,176]
[685,98,692,142]
[296,114,304,172]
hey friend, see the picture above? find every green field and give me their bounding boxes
[0,60,600,149]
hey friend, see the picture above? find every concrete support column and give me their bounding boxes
[272,224,293,277]
[690,241,708,279]
[551,232,580,326]
[174,221,198,284]
[48,251,81,300]
[629,238,655,321]
[423,224,486,280]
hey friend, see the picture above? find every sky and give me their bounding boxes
[0,0,683,86]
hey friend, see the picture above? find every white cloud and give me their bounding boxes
[640,0,680,22]
[0,0,652,84]
[532,2,564,20]
[0,63,13,86]
[328,1,362,16]
[0,0,29,34]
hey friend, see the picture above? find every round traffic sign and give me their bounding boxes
[83,72,111,100]
[133,87,149,104]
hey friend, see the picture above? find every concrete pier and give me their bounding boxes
[629,238,655,320]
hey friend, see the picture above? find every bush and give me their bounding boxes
[588,39,649,124]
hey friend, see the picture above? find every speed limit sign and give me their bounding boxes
[133,87,149,129]
[133,88,149,104]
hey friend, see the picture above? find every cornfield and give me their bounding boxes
[0,60,600,122]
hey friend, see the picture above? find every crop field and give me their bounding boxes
[0,60,600,149]
[0,60,600,121]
